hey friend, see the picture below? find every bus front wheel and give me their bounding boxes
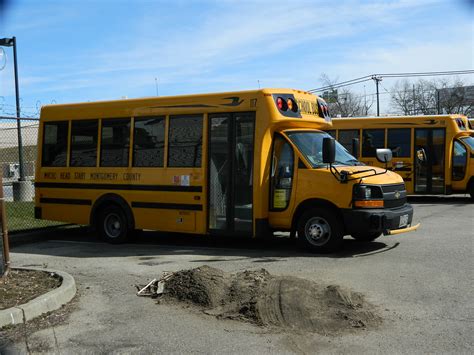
[97,205,130,244]
[297,208,343,253]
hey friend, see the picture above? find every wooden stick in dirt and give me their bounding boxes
[0,176,10,278]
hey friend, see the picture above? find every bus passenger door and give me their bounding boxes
[268,134,295,227]
[208,113,255,235]
[414,128,446,194]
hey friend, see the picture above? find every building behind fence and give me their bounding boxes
[0,117,64,231]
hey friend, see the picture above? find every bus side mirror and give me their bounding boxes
[323,138,335,164]
[351,138,360,159]
[376,148,393,163]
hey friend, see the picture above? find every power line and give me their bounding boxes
[309,69,474,93]
[377,69,474,78]
[309,75,374,92]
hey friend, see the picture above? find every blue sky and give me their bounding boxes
[0,0,473,117]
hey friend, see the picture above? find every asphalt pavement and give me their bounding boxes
[2,195,474,354]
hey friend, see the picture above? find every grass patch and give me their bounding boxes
[5,201,64,232]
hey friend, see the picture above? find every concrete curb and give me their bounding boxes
[0,268,76,328]
[9,226,89,247]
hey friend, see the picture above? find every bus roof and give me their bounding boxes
[39,88,330,128]
[40,88,314,111]
[333,114,467,121]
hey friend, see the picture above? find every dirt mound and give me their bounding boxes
[162,266,381,334]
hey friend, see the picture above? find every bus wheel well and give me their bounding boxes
[291,199,344,235]
[90,194,135,230]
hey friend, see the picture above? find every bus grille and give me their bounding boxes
[384,197,407,208]
[381,184,405,193]
[382,183,407,209]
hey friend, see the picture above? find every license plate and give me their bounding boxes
[399,214,409,228]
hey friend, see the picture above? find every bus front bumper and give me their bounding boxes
[342,204,419,236]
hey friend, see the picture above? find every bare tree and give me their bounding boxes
[436,78,473,116]
[390,80,415,115]
[391,78,473,116]
[319,74,373,117]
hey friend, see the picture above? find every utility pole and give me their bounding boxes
[0,37,24,181]
[437,89,441,114]
[372,75,382,116]
[412,84,416,115]
[155,77,159,96]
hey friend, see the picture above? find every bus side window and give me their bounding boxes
[452,140,467,181]
[339,129,359,154]
[70,119,98,167]
[133,116,165,167]
[100,118,131,167]
[42,121,68,167]
[270,135,294,210]
[325,130,336,139]
[168,115,203,167]
[387,128,411,157]
[362,129,384,157]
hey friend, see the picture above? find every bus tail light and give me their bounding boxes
[287,98,298,112]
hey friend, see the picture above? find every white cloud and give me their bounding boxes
[3,0,472,108]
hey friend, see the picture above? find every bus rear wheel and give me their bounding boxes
[297,208,343,253]
[97,205,130,244]
[351,232,381,242]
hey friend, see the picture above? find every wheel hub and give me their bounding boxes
[104,213,121,238]
[305,217,331,246]
[308,224,324,238]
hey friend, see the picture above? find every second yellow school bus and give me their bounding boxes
[330,115,474,199]
[35,89,418,252]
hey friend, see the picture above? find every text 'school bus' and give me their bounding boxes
[35,89,419,253]
[330,115,474,200]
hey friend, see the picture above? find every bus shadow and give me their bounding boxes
[10,227,396,260]
[408,195,472,204]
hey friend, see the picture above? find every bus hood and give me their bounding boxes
[332,165,405,185]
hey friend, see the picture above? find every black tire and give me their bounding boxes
[97,204,130,244]
[351,232,381,242]
[297,207,344,253]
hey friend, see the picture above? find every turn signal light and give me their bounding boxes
[276,97,287,111]
[354,200,384,208]
[287,98,298,112]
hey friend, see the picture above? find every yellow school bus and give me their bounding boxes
[330,115,474,199]
[35,89,418,252]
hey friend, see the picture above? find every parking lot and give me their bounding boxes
[3,196,474,354]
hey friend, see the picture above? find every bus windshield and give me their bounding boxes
[459,136,474,151]
[285,130,362,168]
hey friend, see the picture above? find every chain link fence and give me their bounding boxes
[0,116,65,232]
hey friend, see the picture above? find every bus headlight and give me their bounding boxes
[353,184,383,208]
